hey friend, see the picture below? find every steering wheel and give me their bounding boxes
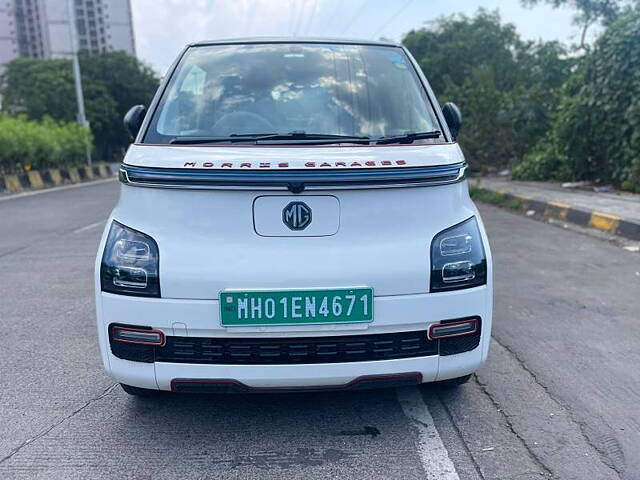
[211,111,275,136]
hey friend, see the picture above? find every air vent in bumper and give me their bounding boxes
[109,319,481,365]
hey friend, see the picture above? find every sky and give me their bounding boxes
[130,0,584,74]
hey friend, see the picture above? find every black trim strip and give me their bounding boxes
[190,38,401,48]
[170,373,423,393]
[120,163,466,193]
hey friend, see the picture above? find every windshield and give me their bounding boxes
[143,43,442,144]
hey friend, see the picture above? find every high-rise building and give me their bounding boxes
[0,2,20,68]
[0,0,135,72]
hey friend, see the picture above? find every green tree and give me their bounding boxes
[80,52,160,158]
[0,52,159,160]
[514,8,640,191]
[403,10,573,170]
[521,0,631,48]
[403,10,525,97]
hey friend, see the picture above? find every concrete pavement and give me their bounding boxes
[0,180,637,479]
[474,177,640,240]
[476,177,640,222]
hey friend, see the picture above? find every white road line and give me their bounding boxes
[73,221,104,234]
[397,386,460,480]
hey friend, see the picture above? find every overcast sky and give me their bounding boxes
[130,0,583,74]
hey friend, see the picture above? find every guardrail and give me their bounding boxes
[0,164,116,194]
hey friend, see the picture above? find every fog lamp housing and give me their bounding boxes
[428,317,479,340]
[111,325,165,346]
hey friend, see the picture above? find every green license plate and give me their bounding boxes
[220,288,374,326]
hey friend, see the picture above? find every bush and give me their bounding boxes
[0,114,92,173]
[469,187,523,210]
[514,8,640,191]
[512,140,572,181]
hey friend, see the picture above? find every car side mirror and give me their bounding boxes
[124,105,147,139]
[442,102,462,140]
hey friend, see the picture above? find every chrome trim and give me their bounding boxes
[119,163,466,192]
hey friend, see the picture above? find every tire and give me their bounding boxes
[120,383,162,397]
[436,374,472,388]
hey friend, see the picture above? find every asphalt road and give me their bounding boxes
[0,180,638,479]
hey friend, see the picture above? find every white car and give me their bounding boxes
[95,38,492,396]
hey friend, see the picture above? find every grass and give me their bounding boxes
[469,186,523,211]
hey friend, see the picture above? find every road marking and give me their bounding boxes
[73,221,104,234]
[397,386,460,479]
[0,177,116,203]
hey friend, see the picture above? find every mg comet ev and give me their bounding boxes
[95,38,492,396]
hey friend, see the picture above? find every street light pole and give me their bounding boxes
[66,0,92,166]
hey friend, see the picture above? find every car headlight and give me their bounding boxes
[100,221,160,297]
[430,217,487,292]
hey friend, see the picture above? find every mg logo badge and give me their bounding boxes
[282,201,312,231]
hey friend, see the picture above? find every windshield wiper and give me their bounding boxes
[375,130,441,145]
[169,131,371,145]
[169,136,260,145]
[254,132,371,145]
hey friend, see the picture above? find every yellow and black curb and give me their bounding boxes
[471,187,640,241]
[0,164,115,194]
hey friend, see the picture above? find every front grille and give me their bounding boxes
[110,340,155,363]
[109,319,481,364]
[440,328,481,356]
[154,330,438,365]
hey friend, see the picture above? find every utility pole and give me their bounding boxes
[66,0,92,166]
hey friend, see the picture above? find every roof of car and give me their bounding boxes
[189,37,402,48]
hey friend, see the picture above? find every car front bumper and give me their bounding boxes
[96,286,492,391]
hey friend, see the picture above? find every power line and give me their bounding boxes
[288,0,299,36]
[371,0,414,38]
[324,0,344,35]
[339,0,368,36]
[243,0,256,36]
[303,0,319,35]
[293,0,309,36]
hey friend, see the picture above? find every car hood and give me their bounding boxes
[123,143,465,170]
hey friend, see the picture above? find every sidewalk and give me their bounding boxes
[472,176,640,241]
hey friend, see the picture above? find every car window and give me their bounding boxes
[145,43,441,143]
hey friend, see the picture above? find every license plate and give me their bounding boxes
[220,288,374,326]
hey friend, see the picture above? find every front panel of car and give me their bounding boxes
[94,40,493,390]
[108,173,478,299]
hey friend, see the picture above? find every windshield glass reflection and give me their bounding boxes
[146,43,440,143]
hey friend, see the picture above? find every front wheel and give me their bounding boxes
[120,383,162,397]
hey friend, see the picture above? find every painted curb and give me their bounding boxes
[472,187,640,241]
[26,171,44,189]
[3,174,22,192]
[0,164,116,194]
